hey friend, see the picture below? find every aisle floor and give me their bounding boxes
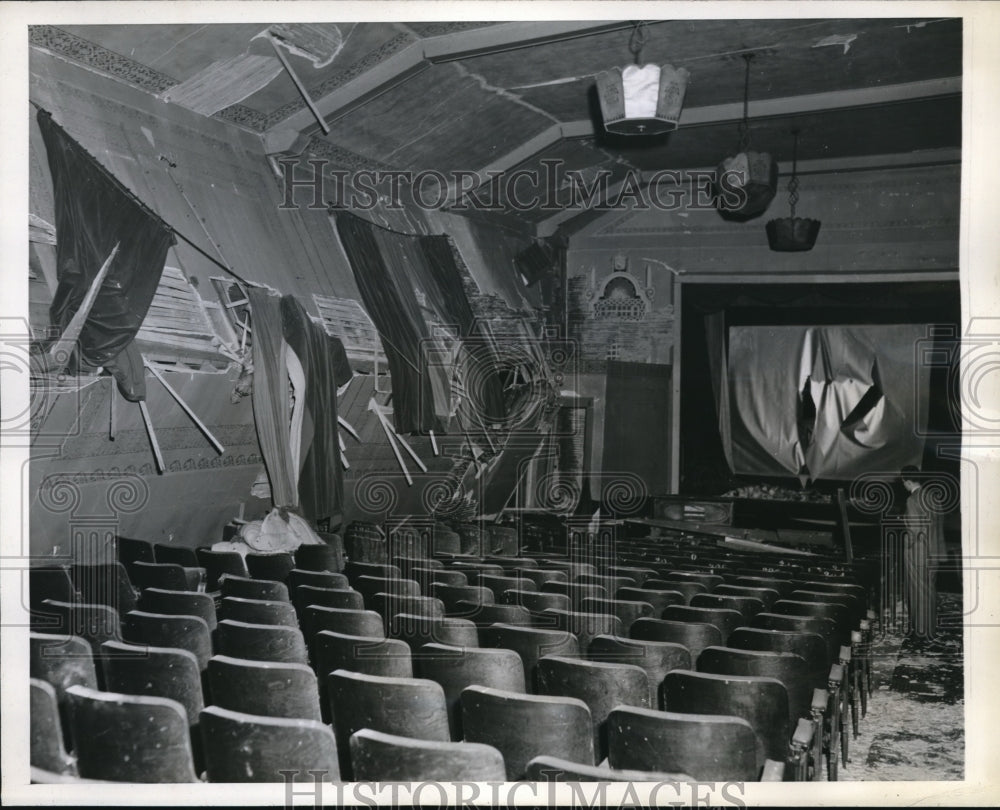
[838,591,964,781]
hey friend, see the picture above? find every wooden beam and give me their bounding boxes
[268,35,330,135]
[138,400,165,475]
[337,415,361,442]
[552,77,962,140]
[29,242,59,298]
[144,358,226,455]
[423,21,634,62]
[543,147,961,238]
[268,22,629,145]
[46,243,119,373]
[264,49,429,151]
[368,396,413,486]
[394,430,428,474]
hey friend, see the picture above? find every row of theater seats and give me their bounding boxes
[28,532,875,783]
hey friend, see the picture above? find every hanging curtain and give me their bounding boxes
[371,226,452,429]
[418,236,506,422]
[281,295,351,523]
[37,108,175,401]
[335,213,440,434]
[248,287,297,508]
[249,287,352,522]
[704,310,734,471]
[334,213,500,434]
[728,324,930,480]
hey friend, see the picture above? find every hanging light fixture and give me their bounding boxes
[766,129,822,251]
[715,53,777,220]
[595,21,690,136]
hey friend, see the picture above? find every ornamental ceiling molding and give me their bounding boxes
[304,135,397,174]
[30,25,175,93]
[31,26,267,133]
[405,22,503,37]
[214,105,272,132]
[30,25,416,134]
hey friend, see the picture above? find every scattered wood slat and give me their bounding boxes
[136,331,221,352]
[137,265,229,363]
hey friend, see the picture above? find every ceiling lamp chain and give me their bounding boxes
[595,21,689,136]
[628,20,648,64]
[737,53,752,152]
[787,129,801,218]
[766,128,822,251]
[715,52,778,221]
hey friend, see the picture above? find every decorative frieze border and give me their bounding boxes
[30,25,416,135]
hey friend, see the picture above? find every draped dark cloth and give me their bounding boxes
[250,287,351,522]
[371,226,452,429]
[249,287,296,509]
[334,212,505,433]
[37,109,175,400]
[281,295,351,523]
[325,325,354,387]
[334,214,440,434]
[418,237,505,422]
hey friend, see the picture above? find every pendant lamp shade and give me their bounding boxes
[766,216,821,251]
[715,53,777,220]
[766,129,821,251]
[596,63,690,136]
[716,150,778,220]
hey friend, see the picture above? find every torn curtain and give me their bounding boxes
[370,225,452,429]
[724,325,930,480]
[334,212,504,434]
[419,236,506,424]
[282,295,352,522]
[249,287,350,522]
[335,214,439,434]
[37,109,175,400]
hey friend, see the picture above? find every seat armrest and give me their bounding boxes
[811,688,829,713]
[792,717,814,748]
[761,759,785,781]
[181,566,206,592]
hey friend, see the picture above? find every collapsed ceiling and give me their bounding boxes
[31,18,962,232]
